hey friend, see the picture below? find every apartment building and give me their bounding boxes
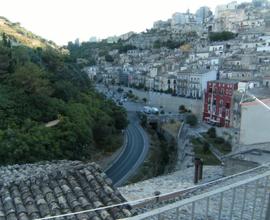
[203,80,238,127]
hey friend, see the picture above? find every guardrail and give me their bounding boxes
[127,171,270,220]
[34,165,270,220]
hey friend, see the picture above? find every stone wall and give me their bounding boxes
[122,87,203,118]
[223,158,259,176]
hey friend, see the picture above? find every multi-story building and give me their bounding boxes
[263,76,270,87]
[153,20,171,30]
[196,6,212,24]
[151,74,177,93]
[177,72,189,97]
[177,69,217,99]
[153,75,169,92]
[219,69,255,81]
[209,43,227,56]
[215,1,238,19]
[171,11,196,28]
[203,80,238,127]
[83,66,98,80]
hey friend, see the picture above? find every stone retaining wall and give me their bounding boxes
[223,158,259,176]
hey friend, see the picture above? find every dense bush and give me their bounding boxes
[214,137,225,144]
[179,105,187,113]
[67,40,137,66]
[203,142,210,154]
[209,31,236,42]
[186,114,198,127]
[207,127,216,138]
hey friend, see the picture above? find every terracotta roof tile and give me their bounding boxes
[0,161,133,219]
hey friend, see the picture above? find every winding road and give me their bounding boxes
[95,84,150,186]
[105,111,149,187]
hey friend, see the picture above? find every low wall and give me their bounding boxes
[121,87,203,119]
[223,158,259,176]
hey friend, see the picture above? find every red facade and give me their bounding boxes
[203,80,238,127]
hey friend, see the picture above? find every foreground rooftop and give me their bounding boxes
[0,160,132,220]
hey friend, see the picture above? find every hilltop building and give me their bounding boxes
[196,6,213,24]
[75,38,80,46]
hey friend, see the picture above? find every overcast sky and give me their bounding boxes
[0,0,250,45]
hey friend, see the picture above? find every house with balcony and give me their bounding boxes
[209,42,227,56]
[203,80,239,127]
[177,69,217,99]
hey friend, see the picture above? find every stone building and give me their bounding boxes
[263,76,270,87]
[177,69,217,99]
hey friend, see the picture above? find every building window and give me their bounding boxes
[220,99,224,106]
[220,89,224,95]
[226,109,230,116]
[226,103,230,109]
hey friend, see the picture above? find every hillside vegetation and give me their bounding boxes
[0,20,128,165]
[0,17,60,49]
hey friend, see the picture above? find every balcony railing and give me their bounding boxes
[127,171,270,220]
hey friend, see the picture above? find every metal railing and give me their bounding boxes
[127,171,270,220]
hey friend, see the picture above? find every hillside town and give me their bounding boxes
[0,0,270,219]
[83,0,270,148]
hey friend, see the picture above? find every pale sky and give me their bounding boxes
[0,0,250,45]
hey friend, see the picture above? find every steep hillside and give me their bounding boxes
[0,17,128,165]
[0,16,58,49]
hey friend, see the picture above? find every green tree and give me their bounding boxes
[105,54,114,62]
[0,43,12,76]
[179,105,187,113]
[209,31,236,42]
[113,108,128,130]
[207,127,217,138]
[203,142,210,154]
[0,28,129,165]
[153,40,161,49]
[10,63,52,96]
[142,97,147,103]
[186,114,198,126]
[140,114,147,127]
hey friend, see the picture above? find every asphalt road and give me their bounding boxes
[96,84,150,186]
[105,112,149,187]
